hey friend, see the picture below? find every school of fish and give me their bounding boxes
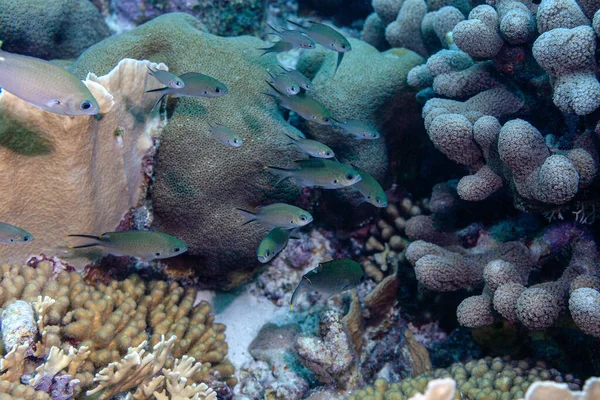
[0,20,390,308]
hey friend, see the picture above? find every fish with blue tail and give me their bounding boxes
[290,258,365,309]
[0,222,33,244]
[147,72,228,109]
[234,203,313,229]
[264,159,361,189]
[0,50,99,116]
[286,20,351,76]
[257,227,300,263]
[66,231,187,261]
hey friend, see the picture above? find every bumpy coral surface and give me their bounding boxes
[349,357,581,400]
[0,0,109,59]
[0,262,235,392]
[0,59,163,268]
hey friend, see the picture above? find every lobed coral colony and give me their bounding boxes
[0,0,599,399]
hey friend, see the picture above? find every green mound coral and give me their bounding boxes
[0,0,109,59]
[70,13,424,288]
[348,357,580,400]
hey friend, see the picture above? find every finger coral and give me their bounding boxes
[0,58,165,268]
[0,262,235,393]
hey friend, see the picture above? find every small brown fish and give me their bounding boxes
[0,222,33,244]
[264,82,335,125]
[264,159,361,189]
[147,66,185,89]
[267,24,316,49]
[67,231,187,261]
[286,20,352,75]
[279,66,312,91]
[0,50,99,116]
[290,258,365,309]
[267,71,300,96]
[259,41,295,56]
[147,72,228,109]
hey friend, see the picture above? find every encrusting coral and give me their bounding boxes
[348,356,582,400]
[0,262,235,397]
[0,58,166,268]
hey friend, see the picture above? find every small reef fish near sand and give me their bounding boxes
[266,24,316,49]
[147,66,185,89]
[267,71,300,96]
[284,132,335,158]
[208,123,243,147]
[0,50,99,116]
[265,159,362,189]
[264,83,335,125]
[290,258,365,309]
[279,66,312,91]
[235,203,313,229]
[0,222,33,244]
[259,41,295,56]
[334,119,380,140]
[147,71,228,109]
[257,227,299,263]
[67,231,188,261]
[351,164,388,208]
[286,19,352,75]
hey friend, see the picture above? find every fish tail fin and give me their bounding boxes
[282,131,298,142]
[265,81,284,95]
[278,65,290,73]
[147,65,157,75]
[266,23,281,35]
[234,208,257,226]
[333,52,344,78]
[264,165,292,187]
[290,280,307,310]
[66,234,102,249]
[289,228,302,240]
[150,93,168,111]
[66,234,101,240]
[145,87,169,94]
[267,70,276,80]
[67,243,99,249]
[259,46,277,56]
[286,19,305,29]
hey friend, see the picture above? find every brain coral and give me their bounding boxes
[0,0,109,59]
[72,13,419,288]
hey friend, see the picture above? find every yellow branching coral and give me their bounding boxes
[87,335,176,399]
[0,263,235,391]
[154,356,217,400]
[0,345,27,382]
[0,58,167,268]
[0,380,50,400]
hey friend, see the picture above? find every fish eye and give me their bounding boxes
[172,246,181,253]
[9,238,14,243]
[311,115,316,119]
[346,174,354,180]
[300,215,307,221]
[265,250,270,256]
[155,252,161,257]
[341,44,346,49]
[23,236,30,242]
[330,43,335,47]
[376,198,381,204]
[215,87,221,93]
[175,81,184,87]
[324,118,330,123]
[80,100,92,111]
[325,151,331,156]
[53,99,62,106]
[333,179,339,184]
[204,90,208,95]
[367,195,372,199]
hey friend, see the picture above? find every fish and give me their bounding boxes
[284,131,335,159]
[267,71,300,96]
[264,159,362,189]
[234,203,313,229]
[0,50,100,116]
[279,66,312,91]
[286,20,352,75]
[334,119,380,140]
[264,82,335,125]
[290,258,365,309]
[147,72,228,109]
[257,227,300,263]
[66,231,188,261]
[147,66,185,89]
[259,41,295,56]
[351,164,388,207]
[0,222,33,244]
[208,123,243,147]
[266,24,316,49]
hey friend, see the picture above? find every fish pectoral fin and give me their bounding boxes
[333,52,344,78]
[286,19,305,29]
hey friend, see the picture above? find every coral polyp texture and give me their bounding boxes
[0,58,163,268]
[0,262,234,398]
[349,356,582,400]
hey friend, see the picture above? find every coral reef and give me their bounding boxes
[0,58,164,268]
[349,356,582,399]
[0,0,109,59]
[110,0,264,36]
[0,262,235,394]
